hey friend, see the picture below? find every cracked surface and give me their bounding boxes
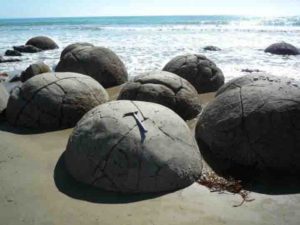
[163,54,224,93]
[196,74,300,173]
[117,71,202,120]
[6,72,109,130]
[56,46,128,88]
[65,100,202,193]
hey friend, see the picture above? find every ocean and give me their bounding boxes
[0,15,299,81]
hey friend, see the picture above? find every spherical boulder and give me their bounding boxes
[195,74,300,174]
[60,42,94,59]
[265,42,299,55]
[0,84,9,114]
[55,46,128,88]
[26,36,59,50]
[20,62,51,82]
[6,72,109,130]
[118,71,202,120]
[65,100,202,193]
[163,54,224,93]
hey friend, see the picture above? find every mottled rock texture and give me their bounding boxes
[60,42,94,59]
[265,42,299,55]
[56,46,128,88]
[20,62,51,82]
[65,100,202,193]
[26,36,59,50]
[6,72,109,130]
[118,71,202,120]
[196,74,300,174]
[163,54,224,93]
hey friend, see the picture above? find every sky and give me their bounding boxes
[0,0,300,18]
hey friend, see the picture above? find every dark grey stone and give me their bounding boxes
[26,36,59,50]
[203,46,221,51]
[5,50,22,56]
[265,42,299,55]
[60,42,94,59]
[20,62,51,82]
[56,46,128,88]
[0,84,9,114]
[13,45,42,53]
[6,72,109,130]
[118,71,202,120]
[163,54,225,93]
[65,100,202,193]
[195,74,300,174]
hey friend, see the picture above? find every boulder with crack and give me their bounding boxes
[163,54,224,93]
[118,71,202,120]
[195,74,300,174]
[6,72,109,130]
[20,62,51,82]
[65,100,202,193]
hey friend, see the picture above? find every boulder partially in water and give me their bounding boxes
[163,54,224,93]
[26,36,59,50]
[5,50,22,56]
[118,71,202,120]
[203,46,221,51]
[6,72,109,130]
[56,46,128,88]
[65,100,202,193]
[20,62,51,82]
[265,42,299,55]
[195,74,300,174]
[60,42,94,59]
[13,45,42,53]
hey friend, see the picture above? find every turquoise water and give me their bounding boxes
[0,16,300,80]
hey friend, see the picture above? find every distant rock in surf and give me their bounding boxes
[265,42,299,55]
[26,36,59,50]
[203,46,221,51]
[5,49,22,56]
[13,45,41,53]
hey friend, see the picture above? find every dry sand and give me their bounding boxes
[1,87,300,225]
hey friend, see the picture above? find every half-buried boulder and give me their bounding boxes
[163,54,224,93]
[65,100,202,193]
[265,42,299,55]
[26,36,59,50]
[55,46,128,88]
[118,71,202,120]
[6,72,109,130]
[195,74,300,174]
[20,62,51,82]
[60,42,94,59]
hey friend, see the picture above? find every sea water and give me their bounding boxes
[0,15,299,81]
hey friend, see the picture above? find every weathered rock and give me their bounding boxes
[13,45,41,53]
[6,72,109,130]
[9,75,21,82]
[20,62,51,82]
[0,57,21,63]
[195,74,300,174]
[118,71,202,120]
[60,42,94,59]
[5,49,22,56]
[265,42,299,55]
[241,68,262,73]
[65,100,202,193]
[55,46,128,88]
[0,84,9,114]
[163,54,225,93]
[26,36,59,50]
[203,46,221,51]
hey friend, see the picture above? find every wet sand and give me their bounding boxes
[1,87,300,225]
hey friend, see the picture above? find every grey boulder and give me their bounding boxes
[163,54,224,93]
[26,36,59,50]
[20,62,51,82]
[60,42,94,59]
[203,46,221,51]
[65,100,202,193]
[5,49,22,56]
[118,71,202,120]
[56,46,128,88]
[265,42,299,55]
[13,45,42,53]
[195,74,300,174]
[6,72,109,130]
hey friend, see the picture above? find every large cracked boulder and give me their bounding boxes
[65,100,202,193]
[6,72,109,130]
[163,54,224,93]
[20,62,51,82]
[265,42,299,55]
[55,46,128,88]
[118,71,202,120]
[0,84,9,114]
[60,42,94,59]
[195,74,300,174]
[26,36,59,50]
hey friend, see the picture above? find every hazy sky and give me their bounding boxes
[1,0,300,18]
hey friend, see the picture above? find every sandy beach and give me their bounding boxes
[1,88,300,225]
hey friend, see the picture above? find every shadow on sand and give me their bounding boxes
[53,152,167,204]
[198,139,300,195]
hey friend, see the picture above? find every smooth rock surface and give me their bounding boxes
[56,46,128,88]
[118,71,202,120]
[6,72,109,130]
[20,62,51,82]
[196,74,300,173]
[26,36,59,50]
[60,42,94,59]
[265,42,299,55]
[163,54,224,93]
[65,100,202,193]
